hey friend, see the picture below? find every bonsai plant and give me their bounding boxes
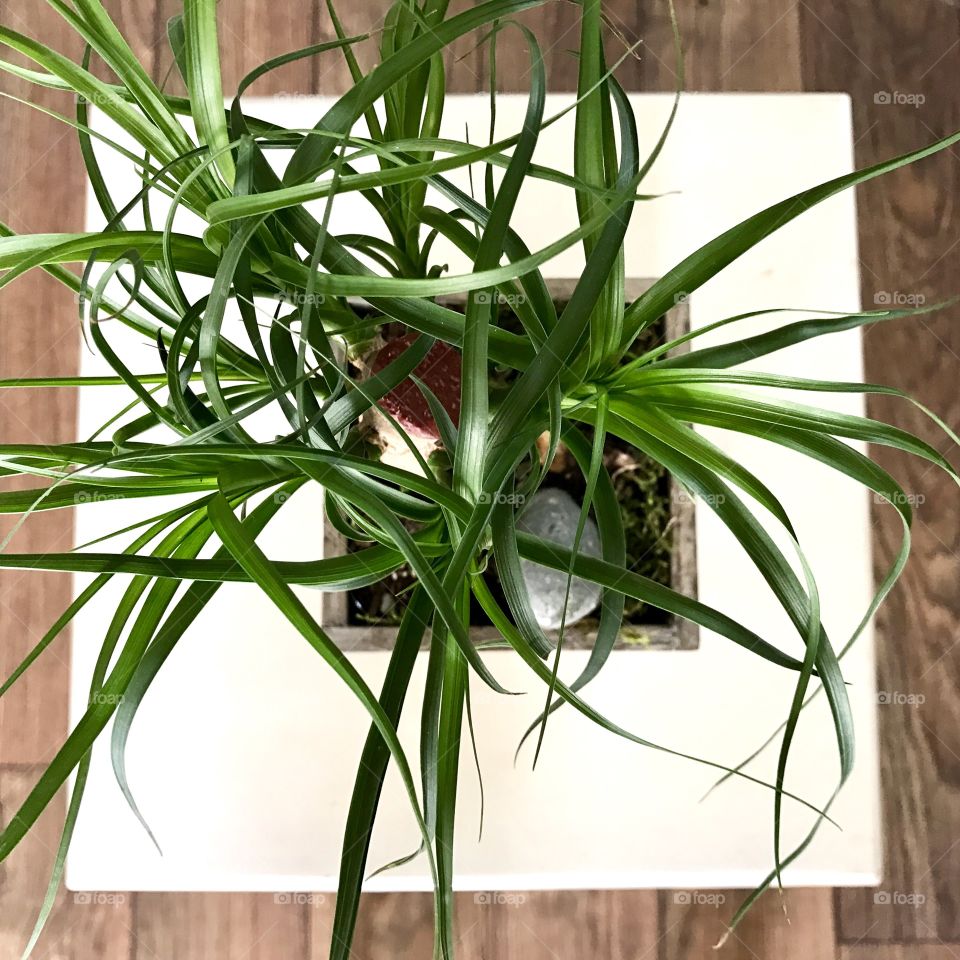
[0,0,957,956]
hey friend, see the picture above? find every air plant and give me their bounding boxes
[0,1,957,958]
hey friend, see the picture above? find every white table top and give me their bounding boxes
[66,93,881,892]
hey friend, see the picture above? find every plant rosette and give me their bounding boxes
[0,1,958,958]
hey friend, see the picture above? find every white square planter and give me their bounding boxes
[66,93,882,893]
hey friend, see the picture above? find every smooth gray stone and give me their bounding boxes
[516,488,602,630]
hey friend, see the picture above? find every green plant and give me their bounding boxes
[0,1,957,957]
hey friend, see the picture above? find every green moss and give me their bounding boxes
[611,447,673,621]
[617,627,655,647]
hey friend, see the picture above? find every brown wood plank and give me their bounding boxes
[88,1,160,81]
[421,0,641,95]
[660,887,836,960]
[315,0,391,95]
[309,889,659,959]
[452,889,658,960]
[0,767,132,958]
[637,0,802,92]
[320,891,435,959]
[843,948,960,960]
[133,892,314,959]
[799,0,960,945]
[154,0,323,94]
[456,890,658,960]
[0,1,86,767]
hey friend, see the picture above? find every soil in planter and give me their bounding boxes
[345,304,675,629]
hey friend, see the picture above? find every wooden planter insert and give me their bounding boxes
[321,279,698,652]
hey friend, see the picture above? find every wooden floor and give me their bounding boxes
[2,0,959,957]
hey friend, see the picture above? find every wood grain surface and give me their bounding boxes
[799,0,960,948]
[1,0,959,957]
